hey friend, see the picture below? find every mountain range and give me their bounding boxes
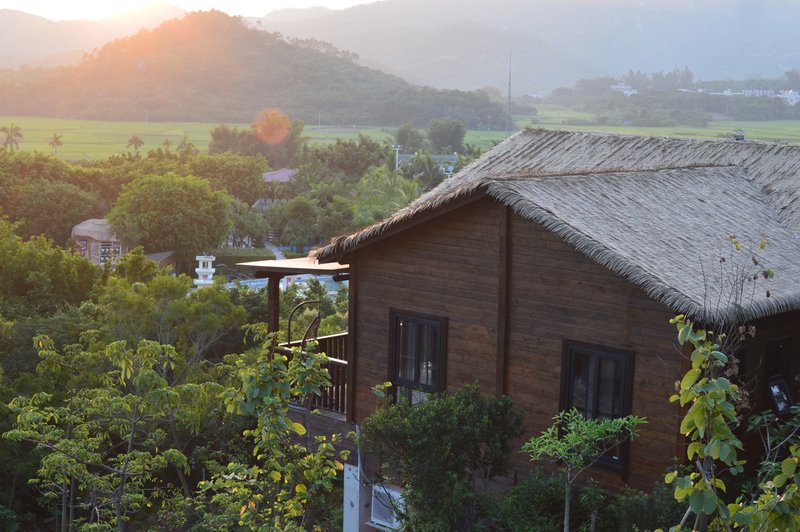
[2,1,799,97]
[0,10,503,126]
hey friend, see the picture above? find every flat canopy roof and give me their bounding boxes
[238,256,349,276]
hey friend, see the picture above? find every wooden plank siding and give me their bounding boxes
[349,197,503,420]
[346,197,686,491]
[506,214,683,490]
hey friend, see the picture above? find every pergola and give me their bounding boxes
[237,256,349,334]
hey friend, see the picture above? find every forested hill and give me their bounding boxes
[0,10,503,127]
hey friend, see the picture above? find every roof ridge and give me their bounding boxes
[484,163,742,181]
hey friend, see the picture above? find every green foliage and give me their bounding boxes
[427,118,467,153]
[523,408,646,532]
[358,383,523,530]
[395,123,428,153]
[1,124,23,151]
[665,317,800,530]
[190,152,268,204]
[113,247,161,283]
[0,217,98,319]
[747,404,800,482]
[107,172,232,261]
[8,180,101,245]
[664,315,745,528]
[3,337,209,529]
[197,326,347,530]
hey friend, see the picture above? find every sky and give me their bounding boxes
[0,0,369,20]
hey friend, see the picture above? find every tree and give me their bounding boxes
[427,118,466,153]
[107,173,232,265]
[189,152,268,204]
[10,180,101,245]
[229,199,269,248]
[665,316,800,531]
[395,123,428,153]
[5,337,195,531]
[523,409,646,532]
[196,327,347,529]
[1,124,22,151]
[359,384,522,530]
[48,133,63,155]
[208,125,261,156]
[126,134,144,155]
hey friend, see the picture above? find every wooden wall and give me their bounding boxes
[347,197,686,491]
[505,213,683,490]
[349,197,503,421]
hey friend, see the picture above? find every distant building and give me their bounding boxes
[610,83,638,96]
[71,219,127,264]
[262,168,296,183]
[71,218,177,270]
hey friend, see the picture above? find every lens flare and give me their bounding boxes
[252,108,291,145]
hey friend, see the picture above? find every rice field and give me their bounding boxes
[2,110,799,161]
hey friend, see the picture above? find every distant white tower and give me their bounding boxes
[194,255,216,287]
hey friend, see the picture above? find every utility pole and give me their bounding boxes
[506,50,512,138]
[392,144,403,173]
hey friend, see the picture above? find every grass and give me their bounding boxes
[3,109,800,161]
[525,104,800,143]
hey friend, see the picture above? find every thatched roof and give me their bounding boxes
[314,129,800,324]
[71,218,117,242]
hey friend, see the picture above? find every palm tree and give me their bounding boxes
[49,133,63,155]
[1,123,23,151]
[127,134,144,154]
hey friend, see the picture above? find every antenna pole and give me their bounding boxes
[506,50,512,138]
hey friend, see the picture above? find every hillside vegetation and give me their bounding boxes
[0,10,503,127]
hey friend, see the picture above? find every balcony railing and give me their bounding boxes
[280,332,348,416]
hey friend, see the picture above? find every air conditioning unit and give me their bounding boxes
[370,484,404,530]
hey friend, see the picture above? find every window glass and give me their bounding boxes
[562,340,633,470]
[391,311,447,402]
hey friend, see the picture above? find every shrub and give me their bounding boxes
[358,383,523,530]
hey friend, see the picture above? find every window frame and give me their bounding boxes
[560,339,635,473]
[388,309,448,402]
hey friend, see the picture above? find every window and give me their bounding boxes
[389,310,447,403]
[561,340,634,469]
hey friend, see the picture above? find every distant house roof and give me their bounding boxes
[314,129,800,325]
[71,218,117,242]
[262,168,296,182]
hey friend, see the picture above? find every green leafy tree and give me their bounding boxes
[665,316,800,531]
[4,336,193,531]
[10,180,101,245]
[107,173,232,266]
[427,118,466,153]
[395,123,428,153]
[189,152,268,204]
[197,326,347,530]
[523,409,646,532]
[113,247,162,283]
[1,124,22,151]
[229,199,269,248]
[359,384,523,530]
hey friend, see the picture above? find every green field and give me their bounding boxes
[2,111,800,161]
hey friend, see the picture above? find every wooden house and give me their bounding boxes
[311,129,800,490]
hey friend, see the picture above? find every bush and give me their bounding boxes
[609,482,685,531]
[358,383,523,530]
[483,471,566,531]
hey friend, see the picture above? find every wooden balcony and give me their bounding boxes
[280,332,348,417]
